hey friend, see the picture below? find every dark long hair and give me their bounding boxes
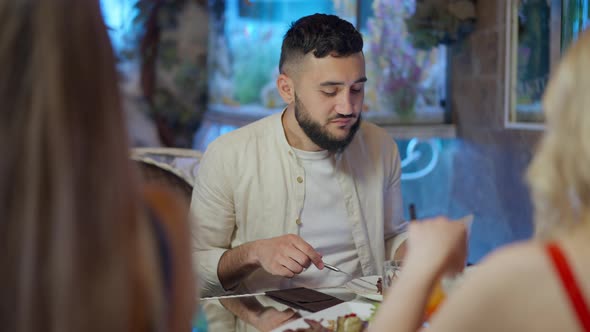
[0,0,162,331]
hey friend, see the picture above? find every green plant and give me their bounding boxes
[405,0,476,50]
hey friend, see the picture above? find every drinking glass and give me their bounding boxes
[382,260,402,293]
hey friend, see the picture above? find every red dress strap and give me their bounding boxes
[546,242,590,331]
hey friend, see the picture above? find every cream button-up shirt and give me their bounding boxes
[191,111,407,297]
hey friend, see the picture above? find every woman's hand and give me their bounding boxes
[404,217,468,281]
[370,217,469,332]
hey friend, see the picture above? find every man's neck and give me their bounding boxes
[281,106,324,152]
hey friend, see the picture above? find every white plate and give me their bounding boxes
[271,301,375,332]
[344,275,383,302]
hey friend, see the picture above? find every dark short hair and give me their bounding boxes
[279,13,363,73]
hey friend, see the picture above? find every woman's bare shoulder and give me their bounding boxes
[460,241,553,304]
[479,240,548,272]
[428,240,568,332]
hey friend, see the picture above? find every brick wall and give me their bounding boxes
[449,0,543,262]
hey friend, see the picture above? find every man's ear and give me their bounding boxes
[276,73,295,104]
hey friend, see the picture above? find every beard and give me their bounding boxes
[294,93,361,153]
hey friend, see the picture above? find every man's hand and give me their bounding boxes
[253,307,301,332]
[392,240,407,261]
[220,297,301,332]
[218,234,324,291]
[252,234,324,277]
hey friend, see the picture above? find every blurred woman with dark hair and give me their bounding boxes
[0,1,195,331]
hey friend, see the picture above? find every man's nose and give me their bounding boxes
[335,91,355,115]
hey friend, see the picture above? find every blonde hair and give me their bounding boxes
[0,1,163,331]
[527,29,590,238]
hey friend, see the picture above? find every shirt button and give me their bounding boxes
[295,218,302,225]
[297,176,303,183]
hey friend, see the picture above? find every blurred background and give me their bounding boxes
[101,0,590,263]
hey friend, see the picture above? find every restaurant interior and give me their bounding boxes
[11,0,586,331]
[104,0,562,266]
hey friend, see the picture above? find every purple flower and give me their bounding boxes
[367,0,425,106]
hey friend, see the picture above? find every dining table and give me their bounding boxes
[195,264,474,332]
[198,284,378,332]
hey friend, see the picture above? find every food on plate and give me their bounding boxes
[283,314,368,332]
[336,314,366,332]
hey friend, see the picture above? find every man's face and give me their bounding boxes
[292,52,366,152]
[294,93,361,152]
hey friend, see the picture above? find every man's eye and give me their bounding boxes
[351,88,363,94]
[321,90,337,97]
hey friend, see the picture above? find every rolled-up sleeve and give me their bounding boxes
[190,142,236,296]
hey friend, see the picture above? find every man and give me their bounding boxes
[192,13,407,297]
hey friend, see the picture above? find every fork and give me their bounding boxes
[323,263,377,288]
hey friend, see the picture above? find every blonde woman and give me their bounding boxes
[371,30,590,332]
[0,1,195,331]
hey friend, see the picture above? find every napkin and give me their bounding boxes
[265,287,343,313]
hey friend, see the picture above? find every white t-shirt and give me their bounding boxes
[287,148,362,288]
